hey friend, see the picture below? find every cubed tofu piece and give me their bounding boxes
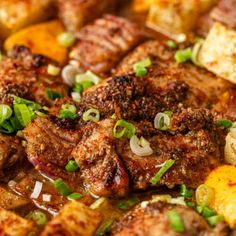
[205,165,236,227]
[57,0,116,32]
[0,187,29,210]
[198,23,236,84]
[4,20,68,64]
[41,201,103,236]
[146,0,201,40]
[0,0,54,39]
[0,208,37,236]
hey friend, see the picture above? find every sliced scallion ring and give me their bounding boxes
[191,39,204,67]
[76,70,101,85]
[113,119,136,139]
[196,184,214,206]
[174,48,192,64]
[62,64,82,86]
[26,210,47,227]
[82,108,100,123]
[154,111,172,130]
[130,135,153,157]
[0,105,12,124]
[53,178,72,196]
[47,64,60,76]
[58,32,76,48]
[14,104,32,127]
[167,210,185,233]
[71,92,81,102]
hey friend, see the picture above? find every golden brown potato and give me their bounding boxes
[0,0,54,39]
[4,20,68,64]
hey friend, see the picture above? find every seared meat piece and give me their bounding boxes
[115,40,232,108]
[72,119,130,197]
[111,201,230,236]
[57,0,116,32]
[23,115,82,186]
[71,15,144,76]
[83,74,189,121]
[0,134,25,181]
[72,108,221,196]
[0,45,68,107]
[197,0,236,36]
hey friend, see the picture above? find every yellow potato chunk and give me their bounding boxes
[4,20,68,64]
[198,23,236,84]
[0,0,54,39]
[133,0,158,12]
[205,165,236,227]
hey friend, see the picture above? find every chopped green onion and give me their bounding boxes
[111,113,116,119]
[196,184,214,206]
[133,58,152,77]
[45,89,63,100]
[150,159,175,185]
[207,215,224,226]
[186,201,195,208]
[167,210,185,233]
[166,40,177,49]
[10,116,23,131]
[53,178,72,196]
[60,110,78,119]
[0,105,12,124]
[58,32,76,48]
[154,111,172,131]
[174,48,192,64]
[95,219,114,236]
[62,104,77,114]
[73,83,84,93]
[180,184,192,198]
[13,96,41,111]
[76,70,101,85]
[0,52,4,61]
[117,197,139,210]
[197,205,216,218]
[80,81,94,91]
[0,120,14,134]
[14,104,31,127]
[26,211,47,227]
[90,197,107,210]
[82,108,100,123]
[216,119,233,128]
[67,192,83,200]
[65,160,79,172]
[113,119,136,139]
[47,64,61,76]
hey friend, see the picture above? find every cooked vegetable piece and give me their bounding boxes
[4,20,68,64]
[167,210,185,233]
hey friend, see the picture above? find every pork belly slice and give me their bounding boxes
[71,15,144,76]
[111,201,229,236]
[0,45,68,107]
[57,0,116,32]
[115,40,232,109]
[0,134,26,182]
[41,201,102,236]
[72,108,221,196]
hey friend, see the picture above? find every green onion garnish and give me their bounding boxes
[117,197,139,210]
[95,219,114,236]
[67,192,83,200]
[133,58,152,77]
[65,160,79,172]
[0,120,14,134]
[45,89,63,100]
[58,32,76,48]
[53,178,72,196]
[113,119,136,139]
[180,184,192,198]
[196,184,214,206]
[82,108,100,123]
[174,48,192,64]
[73,83,84,94]
[216,119,233,128]
[80,81,94,91]
[59,104,78,120]
[167,210,185,233]
[26,210,47,227]
[166,40,177,49]
[207,215,224,226]
[0,105,12,124]
[154,111,172,131]
[76,70,101,86]
[197,205,216,218]
[14,104,31,127]
[186,201,195,208]
[150,159,175,185]
[47,64,60,76]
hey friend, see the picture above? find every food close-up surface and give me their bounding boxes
[0,0,236,235]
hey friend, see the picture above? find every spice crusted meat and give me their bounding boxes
[71,15,145,76]
[111,201,230,236]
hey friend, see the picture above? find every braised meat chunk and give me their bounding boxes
[111,201,230,236]
[71,15,144,76]
[0,45,68,107]
[57,0,116,32]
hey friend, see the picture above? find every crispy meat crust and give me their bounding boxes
[111,201,230,236]
[71,15,145,76]
[0,45,68,106]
